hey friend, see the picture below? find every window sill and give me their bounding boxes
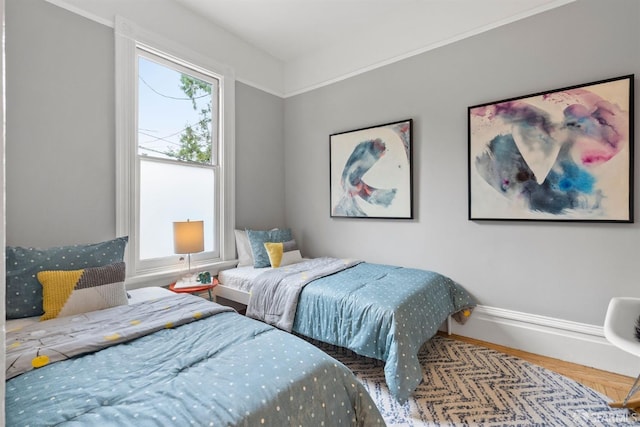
[125,259,238,290]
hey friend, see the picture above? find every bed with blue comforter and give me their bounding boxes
[242,258,476,403]
[6,292,385,426]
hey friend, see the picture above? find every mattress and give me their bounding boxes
[217,260,312,293]
[217,264,266,292]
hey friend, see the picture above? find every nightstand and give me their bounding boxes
[169,277,218,301]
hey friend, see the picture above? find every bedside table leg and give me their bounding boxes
[207,289,213,301]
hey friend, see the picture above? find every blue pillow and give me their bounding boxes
[5,236,128,319]
[246,229,292,268]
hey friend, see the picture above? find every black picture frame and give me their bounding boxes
[468,75,634,222]
[330,119,413,219]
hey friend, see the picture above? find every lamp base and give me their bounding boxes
[173,273,201,289]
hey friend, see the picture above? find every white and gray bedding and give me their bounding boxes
[6,290,385,426]
[246,257,361,331]
[6,292,232,379]
[217,264,266,293]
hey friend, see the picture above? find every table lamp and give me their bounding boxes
[173,219,204,287]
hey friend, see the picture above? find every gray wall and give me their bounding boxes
[6,0,640,327]
[5,0,286,247]
[235,82,285,230]
[284,0,640,325]
[6,0,115,246]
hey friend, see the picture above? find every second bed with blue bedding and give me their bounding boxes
[242,258,476,402]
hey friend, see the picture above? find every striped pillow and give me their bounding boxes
[263,240,301,268]
[6,236,128,319]
[37,262,128,321]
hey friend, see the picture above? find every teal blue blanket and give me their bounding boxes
[292,262,476,402]
[6,296,385,426]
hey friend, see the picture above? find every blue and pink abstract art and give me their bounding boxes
[330,119,412,218]
[469,75,633,222]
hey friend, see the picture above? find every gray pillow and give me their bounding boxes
[6,236,128,319]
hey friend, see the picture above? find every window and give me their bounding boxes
[116,18,236,283]
[137,52,217,261]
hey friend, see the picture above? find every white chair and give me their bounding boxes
[604,297,640,408]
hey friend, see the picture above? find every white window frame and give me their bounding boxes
[136,48,220,268]
[115,17,236,287]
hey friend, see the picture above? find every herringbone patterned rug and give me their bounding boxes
[320,336,638,426]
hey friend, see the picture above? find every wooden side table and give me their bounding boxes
[169,278,218,301]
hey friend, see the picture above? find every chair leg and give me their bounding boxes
[609,372,640,409]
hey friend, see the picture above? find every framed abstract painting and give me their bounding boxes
[330,119,413,219]
[468,75,634,222]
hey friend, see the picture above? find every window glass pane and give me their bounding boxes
[138,56,213,164]
[139,159,215,260]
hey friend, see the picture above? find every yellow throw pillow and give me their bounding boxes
[264,242,285,268]
[38,262,128,320]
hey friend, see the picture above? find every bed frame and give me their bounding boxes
[213,282,250,305]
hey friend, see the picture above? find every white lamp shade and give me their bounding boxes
[173,220,204,254]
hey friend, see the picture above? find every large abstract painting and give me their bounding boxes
[330,119,413,219]
[469,75,634,222]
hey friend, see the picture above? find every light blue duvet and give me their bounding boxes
[291,262,476,402]
[6,295,385,426]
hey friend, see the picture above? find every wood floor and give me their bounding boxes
[442,332,636,404]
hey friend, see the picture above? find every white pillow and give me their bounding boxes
[280,249,303,266]
[234,230,254,267]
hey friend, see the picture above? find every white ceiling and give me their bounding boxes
[45,0,574,96]
[173,0,572,63]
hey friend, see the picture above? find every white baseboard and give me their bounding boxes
[449,305,639,378]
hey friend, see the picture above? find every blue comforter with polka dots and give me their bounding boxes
[6,297,385,426]
[292,262,476,403]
